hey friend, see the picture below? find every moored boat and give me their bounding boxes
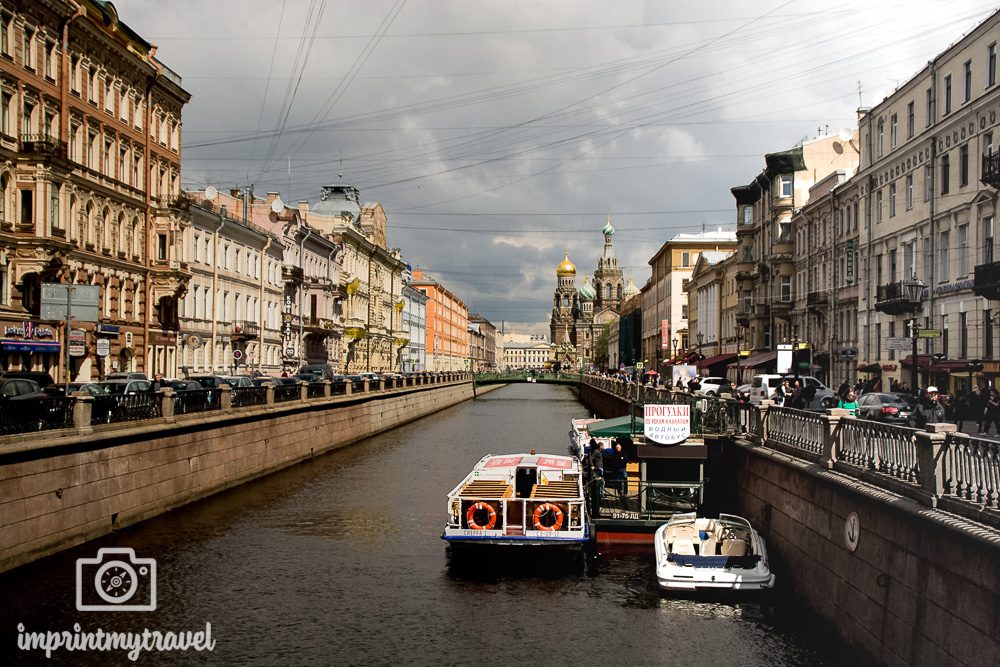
[653,512,774,591]
[442,452,588,546]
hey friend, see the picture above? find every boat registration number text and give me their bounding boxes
[609,510,641,520]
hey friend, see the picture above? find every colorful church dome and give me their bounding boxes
[623,275,640,297]
[556,251,577,277]
[578,276,596,301]
[602,214,615,236]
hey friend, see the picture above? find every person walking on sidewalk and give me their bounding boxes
[984,388,1000,436]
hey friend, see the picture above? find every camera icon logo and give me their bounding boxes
[76,547,157,612]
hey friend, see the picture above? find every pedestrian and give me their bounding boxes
[152,372,163,391]
[838,388,859,416]
[984,388,1000,436]
[969,385,988,434]
[775,380,789,406]
[607,442,628,498]
[588,438,604,480]
[908,386,946,429]
[688,377,701,394]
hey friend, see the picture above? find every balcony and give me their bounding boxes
[20,133,66,158]
[982,153,1000,189]
[973,261,1000,300]
[875,279,924,315]
[735,302,752,327]
[807,291,829,311]
[232,320,259,341]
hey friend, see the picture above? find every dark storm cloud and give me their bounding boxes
[119,0,997,334]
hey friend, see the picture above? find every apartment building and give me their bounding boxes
[0,0,189,380]
[411,269,468,372]
[400,281,427,373]
[468,313,497,371]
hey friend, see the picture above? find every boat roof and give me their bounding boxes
[586,415,644,437]
[474,453,577,471]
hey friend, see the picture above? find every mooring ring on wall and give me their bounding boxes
[844,511,860,552]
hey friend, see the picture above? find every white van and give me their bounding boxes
[750,374,784,404]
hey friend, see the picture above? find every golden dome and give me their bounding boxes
[556,251,577,277]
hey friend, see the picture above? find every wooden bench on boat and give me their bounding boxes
[459,480,513,498]
[530,481,581,499]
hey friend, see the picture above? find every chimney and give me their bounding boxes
[298,200,309,216]
[266,192,280,205]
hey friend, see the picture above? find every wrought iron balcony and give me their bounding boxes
[875,279,924,315]
[20,133,66,157]
[973,261,1000,300]
[735,301,753,327]
[807,291,829,311]
[232,320,259,340]
[982,152,1000,189]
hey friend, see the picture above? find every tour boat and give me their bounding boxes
[441,452,589,546]
[653,512,775,591]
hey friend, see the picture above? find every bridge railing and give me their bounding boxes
[579,374,1000,529]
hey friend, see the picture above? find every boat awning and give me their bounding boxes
[737,350,777,369]
[697,352,738,369]
[0,340,60,353]
[587,415,644,437]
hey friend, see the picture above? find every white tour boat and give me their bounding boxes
[654,512,775,591]
[442,452,589,546]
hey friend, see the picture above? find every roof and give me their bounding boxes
[587,415,644,437]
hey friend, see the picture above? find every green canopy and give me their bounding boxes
[587,415,644,437]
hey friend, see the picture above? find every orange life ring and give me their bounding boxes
[532,503,565,531]
[466,501,497,530]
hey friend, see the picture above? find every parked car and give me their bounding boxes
[0,377,46,400]
[299,364,338,381]
[693,376,727,396]
[95,379,154,395]
[105,372,149,381]
[2,370,56,388]
[162,379,203,392]
[217,375,254,388]
[43,382,102,397]
[750,374,784,404]
[187,375,224,389]
[251,376,279,387]
[855,392,914,424]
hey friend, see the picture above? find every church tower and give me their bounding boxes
[593,215,624,313]
[550,251,578,347]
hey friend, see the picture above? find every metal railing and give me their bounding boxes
[174,389,220,415]
[838,418,920,483]
[766,406,826,456]
[231,386,267,408]
[590,480,702,521]
[941,434,1000,509]
[0,396,74,434]
[307,382,325,399]
[274,384,300,402]
[91,393,161,424]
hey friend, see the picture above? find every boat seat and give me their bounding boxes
[721,538,750,556]
[664,524,696,543]
[700,536,719,556]
[672,538,696,556]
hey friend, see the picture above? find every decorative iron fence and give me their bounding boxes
[231,386,267,408]
[838,418,920,483]
[307,383,326,399]
[940,434,1000,509]
[274,384,300,402]
[91,393,161,424]
[766,407,825,456]
[0,396,74,434]
[173,389,220,415]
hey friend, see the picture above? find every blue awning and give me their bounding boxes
[1,340,61,353]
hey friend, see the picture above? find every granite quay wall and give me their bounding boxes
[579,375,1000,667]
[0,375,474,574]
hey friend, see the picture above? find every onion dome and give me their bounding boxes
[556,251,577,277]
[623,275,640,297]
[579,276,596,301]
[602,215,615,236]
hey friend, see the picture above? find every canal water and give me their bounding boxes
[1,384,871,665]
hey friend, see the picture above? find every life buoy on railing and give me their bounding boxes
[466,501,497,530]
[532,503,565,531]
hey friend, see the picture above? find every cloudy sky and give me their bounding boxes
[118,0,998,335]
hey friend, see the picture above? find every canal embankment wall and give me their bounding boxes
[0,379,480,574]
[578,379,1000,667]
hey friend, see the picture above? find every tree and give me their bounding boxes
[593,323,611,370]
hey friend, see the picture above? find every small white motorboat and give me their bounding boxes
[654,512,775,591]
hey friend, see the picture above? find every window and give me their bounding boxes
[22,28,34,69]
[965,60,973,103]
[19,189,32,226]
[104,79,113,113]
[0,13,8,56]
[957,224,968,276]
[890,114,897,147]
[22,101,34,134]
[903,241,915,278]
[877,118,884,156]
[88,67,97,102]
[990,42,997,87]
[986,131,994,157]
[49,182,60,231]
[681,251,690,267]
[0,92,9,136]
[70,56,80,93]
[779,174,792,197]
[941,154,950,195]
[907,101,914,138]
[889,249,897,281]
[888,322,896,361]
[742,205,752,225]
[986,309,994,359]
[889,183,896,218]
[960,144,969,186]
[939,230,949,282]
[875,253,883,286]
[43,41,54,79]
[905,174,913,210]
[944,74,952,114]
[986,215,996,264]
[960,312,968,358]
[780,276,791,302]
[157,233,168,261]
[876,189,883,223]
[924,165,932,201]
[926,88,934,127]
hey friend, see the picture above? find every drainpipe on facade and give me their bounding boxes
[211,214,226,372]
[258,234,272,374]
[367,246,376,371]
[143,49,163,376]
[297,226,312,369]
[928,58,939,363]
[326,242,340,369]
[864,107,874,365]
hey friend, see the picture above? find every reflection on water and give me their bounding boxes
[0,384,871,666]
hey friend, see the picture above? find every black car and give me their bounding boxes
[299,364,338,381]
[856,392,913,424]
[0,378,46,400]
[2,370,56,388]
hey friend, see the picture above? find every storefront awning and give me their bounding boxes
[738,350,777,369]
[697,352,738,369]
[0,340,60,353]
[901,355,969,371]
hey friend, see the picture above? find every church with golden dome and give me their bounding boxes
[549,218,627,370]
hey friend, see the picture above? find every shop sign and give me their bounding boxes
[845,239,855,284]
[96,338,110,357]
[934,279,974,296]
[881,364,897,371]
[95,324,120,335]
[660,319,670,350]
[69,329,87,357]
[3,321,55,339]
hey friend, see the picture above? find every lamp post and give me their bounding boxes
[902,273,926,394]
[735,324,744,385]
[792,332,800,381]
[696,331,704,356]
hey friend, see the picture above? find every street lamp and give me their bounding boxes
[903,273,927,393]
[735,324,744,385]
[792,331,800,381]
[696,331,704,356]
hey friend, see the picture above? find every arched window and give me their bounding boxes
[102,207,111,250]
[85,203,94,245]
[132,218,141,259]
[605,284,612,299]
[617,284,623,299]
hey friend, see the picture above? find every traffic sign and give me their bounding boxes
[917,329,942,338]
[885,337,912,351]
[233,349,243,360]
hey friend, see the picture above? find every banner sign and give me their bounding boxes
[660,319,670,350]
[644,404,691,445]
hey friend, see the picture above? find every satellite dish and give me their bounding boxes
[204,185,218,200]
[838,127,854,142]
[271,198,284,214]
[186,334,203,349]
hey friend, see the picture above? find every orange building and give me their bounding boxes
[410,270,468,371]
